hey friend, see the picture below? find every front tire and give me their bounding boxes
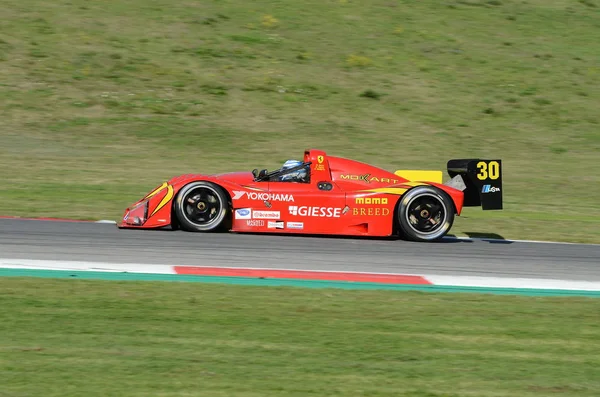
[173,181,230,232]
[397,186,455,242]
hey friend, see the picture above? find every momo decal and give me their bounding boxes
[355,197,388,205]
[233,191,295,202]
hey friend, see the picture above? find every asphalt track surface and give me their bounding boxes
[1,218,599,281]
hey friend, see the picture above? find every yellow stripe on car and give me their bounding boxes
[394,170,443,184]
[144,182,168,199]
[242,185,265,191]
[151,184,174,216]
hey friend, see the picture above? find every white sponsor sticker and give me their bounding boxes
[233,191,294,202]
[268,221,285,229]
[288,206,342,218]
[246,220,264,227]
[286,222,304,230]
[252,210,281,219]
[234,208,252,220]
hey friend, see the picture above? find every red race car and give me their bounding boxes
[118,149,502,242]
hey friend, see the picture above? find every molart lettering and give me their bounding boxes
[340,174,400,184]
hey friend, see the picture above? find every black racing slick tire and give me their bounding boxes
[396,186,455,242]
[173,181,230,232]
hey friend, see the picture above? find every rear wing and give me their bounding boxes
[446,159,503,210]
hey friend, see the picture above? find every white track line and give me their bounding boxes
[443,236,600,246]
[0,259,173,274]
[425,275,600,292]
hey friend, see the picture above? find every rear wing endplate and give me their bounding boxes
[446,159,503,210]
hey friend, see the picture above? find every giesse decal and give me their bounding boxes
[289,206,342,218]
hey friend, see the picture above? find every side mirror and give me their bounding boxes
[252,168,259,178]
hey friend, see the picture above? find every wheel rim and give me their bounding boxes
[404,194,447,235]
[181,186,223,227]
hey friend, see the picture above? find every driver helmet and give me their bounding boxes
[279,159,308,182]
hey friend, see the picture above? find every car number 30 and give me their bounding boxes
[476,161,500,180]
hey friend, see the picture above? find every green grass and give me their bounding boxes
[1,0,599,242]
[1,277,600,397]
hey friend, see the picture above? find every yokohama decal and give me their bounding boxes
[232,191,295,202]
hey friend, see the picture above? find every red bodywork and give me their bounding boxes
[118,149,465,237]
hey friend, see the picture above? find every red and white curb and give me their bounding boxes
[2,259,600,292]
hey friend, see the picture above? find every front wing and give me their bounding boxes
[118,182,175,228]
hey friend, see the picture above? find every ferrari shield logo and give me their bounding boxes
[315,155,325,171]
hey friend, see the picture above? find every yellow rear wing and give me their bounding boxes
[394,170,443,184]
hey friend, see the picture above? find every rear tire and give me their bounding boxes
[397,186,455,242]
[173,181,230,232]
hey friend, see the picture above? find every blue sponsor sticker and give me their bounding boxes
[235,208,252,220]
[482,185,501,193]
